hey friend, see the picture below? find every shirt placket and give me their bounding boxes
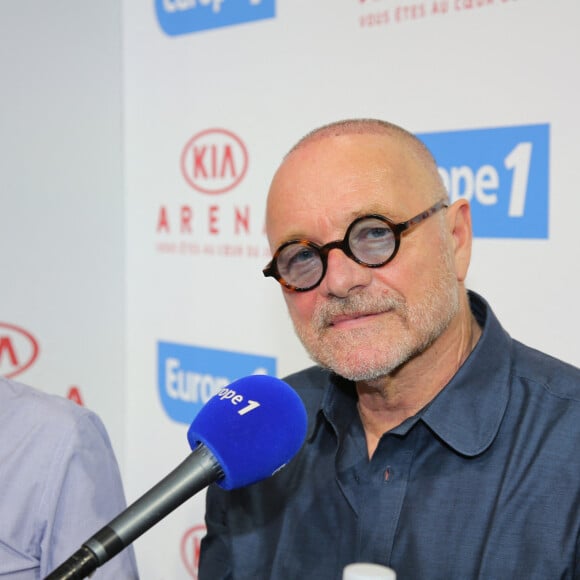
[354,433,416,566]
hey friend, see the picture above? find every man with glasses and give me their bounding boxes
[199,119,580,579]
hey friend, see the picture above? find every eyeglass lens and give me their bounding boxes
[276,216,396,289]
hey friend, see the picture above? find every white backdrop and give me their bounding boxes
[2,1,580,578]
[0,2,127,463]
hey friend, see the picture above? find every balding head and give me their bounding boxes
[266,119,449,249]
[282,118,447,202]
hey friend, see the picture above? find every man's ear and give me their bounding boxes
[447,199,473,282]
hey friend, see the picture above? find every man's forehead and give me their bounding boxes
[269,157,430,212]
[272,137,411,194]
[266,195,416,249]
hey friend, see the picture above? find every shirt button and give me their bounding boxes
[383,466,393,482]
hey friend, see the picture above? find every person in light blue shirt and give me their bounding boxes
[199,118,580,579]
[0,377,139,579]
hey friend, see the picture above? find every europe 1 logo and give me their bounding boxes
[158,341,276,424]
[418,124,549,238]
[215,385,261,415]
[155,0,275,36]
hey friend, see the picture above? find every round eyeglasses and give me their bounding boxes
[263,200,448,292]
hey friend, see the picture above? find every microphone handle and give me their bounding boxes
[43,547,97,580]
[44,443,223,580]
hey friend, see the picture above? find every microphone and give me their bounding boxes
[343,563,397,579]
[44,374,308,580]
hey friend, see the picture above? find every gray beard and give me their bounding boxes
[293,264,460,382]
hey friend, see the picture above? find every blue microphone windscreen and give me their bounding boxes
[186,375,307,490]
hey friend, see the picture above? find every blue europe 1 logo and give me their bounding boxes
[155,0,275,36]
[418,124,550,238]
[158,341,276,424]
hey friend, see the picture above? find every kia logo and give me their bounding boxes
[0,323,40,379]
[181,128,249,194]
[181,524,206,579]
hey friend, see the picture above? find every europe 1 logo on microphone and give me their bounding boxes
[215,386,261,416]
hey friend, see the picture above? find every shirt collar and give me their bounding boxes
[321,375,359,439]
[315,291,512,457]
[419,291,511,456]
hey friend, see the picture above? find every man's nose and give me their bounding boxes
[319,248,373,298]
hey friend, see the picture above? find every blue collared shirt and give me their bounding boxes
[0,378,139,579]
[200,292,580,579]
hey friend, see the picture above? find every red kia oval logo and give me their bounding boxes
[180,128,249,194]
[0,323,40,379]
[181,524,206,579]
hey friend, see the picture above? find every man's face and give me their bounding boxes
[266,132,462,382]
